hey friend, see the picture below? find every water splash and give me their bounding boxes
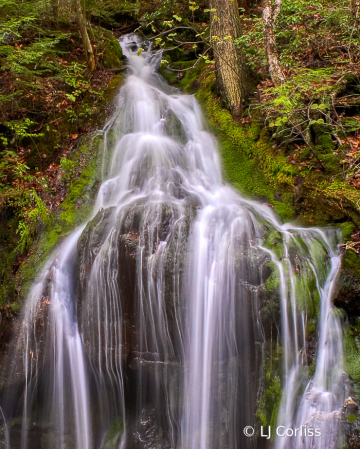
[0,34,346,449]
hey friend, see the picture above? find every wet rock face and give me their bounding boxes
[333,249,360,321]
[77,206,138,367]
[76,200,193,447]
[77,201,193,363]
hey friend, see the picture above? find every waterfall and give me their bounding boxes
[0,34,346,449]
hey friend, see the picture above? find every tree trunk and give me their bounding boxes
[82,0,87,21]
[272,0,282,21]
[350,0,356,14]
[263,0,285,86]
[209,0,249,118]
[75,0,96,71]
[51,0,59,18]
[238,0,249,10]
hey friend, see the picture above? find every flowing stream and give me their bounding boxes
[0,35,346,449]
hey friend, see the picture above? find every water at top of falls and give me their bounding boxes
[0,33,347,449]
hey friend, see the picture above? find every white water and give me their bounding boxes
[0,35,346,449]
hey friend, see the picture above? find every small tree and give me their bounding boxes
[209,0,249,118]
[74,0,96,71]
[262,0,285,86]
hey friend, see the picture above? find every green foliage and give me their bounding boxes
[137,0,243,76]
[1,119,42,145]
[15,190,52,252]
[238,0,360,71]
[258,67,357,174]
[233,0,360,183]
[17,133,103,304]
[235,14,265,71]
[140,0,176,22]
[0,150,52,253]
[348,413,357,423]
[342,117,360,133]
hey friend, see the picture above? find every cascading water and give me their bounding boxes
[0,34,347,449]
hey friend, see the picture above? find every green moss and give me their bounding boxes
[297,147,312,162]
[273,200,294,222]
[313,123,336,153]
[295,272,320,317]
[341,222,356,242]
[256,343,283,437]
[104,73,125,103]
[263,230,285,260]
[158,65,177,85]
[308,355,317,378]
[292,178,360,227]
[91,0,140,28]
[104,418,124,449]
[323,181,360,212]
[317,152,340,175]
[102,34,123,69]
[179,60,205,93]
[342,248,360,277]
[306,318,317,341]
[343,321,360,398]
[194,76,297,221]
[265,266,281,292]
[0,215,20,304]
[342,117,360,133]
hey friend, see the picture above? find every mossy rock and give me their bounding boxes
[342,117,360,134]
[312,123,336,153]
[341,222,356,241]
[343,320,360,399]
[101,34,123,69]
[91,0,140,29]
[195,74,299,222]
[333,249,360,321]
[255,342,283,436]
[292,179,360,227]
